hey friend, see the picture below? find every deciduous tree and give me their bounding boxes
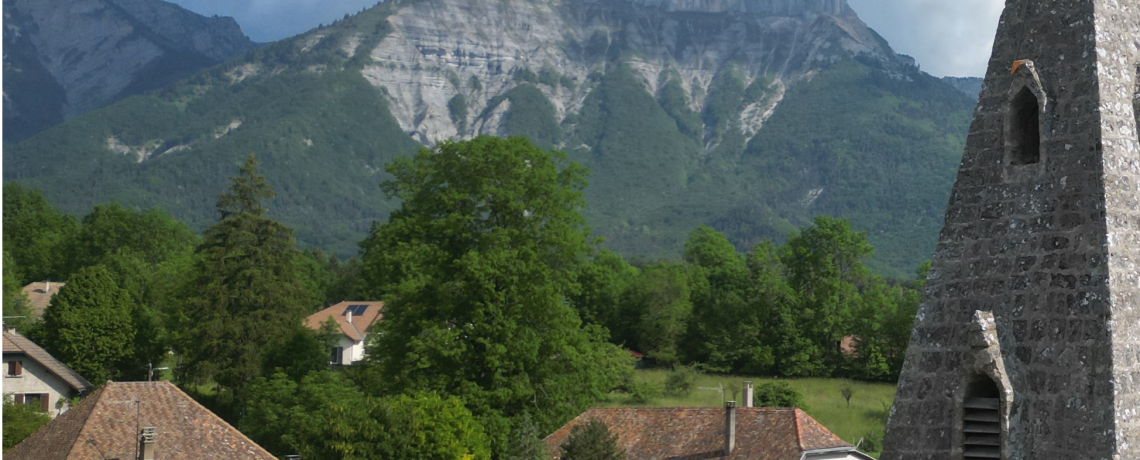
[40,265,134,385]
[360,136,629,451]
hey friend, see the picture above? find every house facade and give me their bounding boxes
[3,330,92,417]
[304,301,384,365]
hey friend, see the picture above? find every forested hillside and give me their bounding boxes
[3,0,975,276]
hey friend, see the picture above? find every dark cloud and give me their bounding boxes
[170,0,381,43]
[848,0,1003,77]
[172,0,1002,77]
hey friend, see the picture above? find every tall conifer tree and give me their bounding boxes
[179,155,308,404]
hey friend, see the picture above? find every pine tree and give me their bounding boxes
[179,155,309,406]
[559,420,624,460]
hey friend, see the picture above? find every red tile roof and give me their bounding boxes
[3,330,93,393]
[5,381,276,460]
[544,407,860,460]
[304,301,384,342]
[21,281,64,320]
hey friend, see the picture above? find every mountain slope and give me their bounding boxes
[4,0,975,276]
[2,0,257,142]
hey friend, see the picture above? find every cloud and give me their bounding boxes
[170,0,381,42]
[172,0,1003,77]
[847,0,1004,77]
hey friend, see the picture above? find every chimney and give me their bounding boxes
[743,381,754,408]
[44,281,50,293]
[139,427,156,460]
[724,401,736,456]
[347,310,353,324]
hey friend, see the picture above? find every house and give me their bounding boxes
[5,381,276,460]
[545,385,873,460]
[20,281,65,320]
[304,300,384,365]
[3,330,93,417]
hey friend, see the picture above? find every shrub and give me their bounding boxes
[663,365,699,397]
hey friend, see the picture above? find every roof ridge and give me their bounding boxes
[794,407,805,451]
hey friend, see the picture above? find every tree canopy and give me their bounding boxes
[178,155,309,407]
[360,136,630,451]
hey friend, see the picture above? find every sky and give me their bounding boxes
[170,0,1004,77]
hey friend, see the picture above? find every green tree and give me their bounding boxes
[241,370,376,459]
[40,265,135,385]
[504,413,552,460]
[3,395,51,451]
[3,250,31,331]
[623,263,691,365]
[779,216,873,375]
[682,227,781,374]
[360,136,630,451]
[242,371,492,460]
[559,420,624,460]
[67,202,198,271]
[2,183,78,283]
[179,155,310,407]
[752,381,805,408]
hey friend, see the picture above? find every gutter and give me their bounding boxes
[800,447,875,460]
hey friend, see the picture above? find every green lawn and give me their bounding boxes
[604,369,894,456]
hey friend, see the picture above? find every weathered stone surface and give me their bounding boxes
[359,0,895,145]
[882,0,1140,458]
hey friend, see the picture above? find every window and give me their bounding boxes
[14,394,49,412]
[7,360,22,377]
[1009,87,1041,165]
[330,347,344,365]
[964,377,1001,459]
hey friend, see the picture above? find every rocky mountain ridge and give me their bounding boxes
[4,0,974,276]
[2,0,256,141]
[354,0,896,145]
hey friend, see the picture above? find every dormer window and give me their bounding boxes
[1009,86,1040,166]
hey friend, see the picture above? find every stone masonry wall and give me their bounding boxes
[881,0,1140,458]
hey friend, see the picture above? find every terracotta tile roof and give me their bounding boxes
[545,407,861,460]
[21,281,64,320]
[2,331,93,392]
[5,381,276,460]
[304,300,384,342]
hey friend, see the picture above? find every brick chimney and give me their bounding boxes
[743,381,754,407]
[724,401,736,456]
[139,427,156,460]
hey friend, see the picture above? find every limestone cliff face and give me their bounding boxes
[2,0,256,141]
[339,0,895,145]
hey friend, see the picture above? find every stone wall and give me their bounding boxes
[881,0,1140,457]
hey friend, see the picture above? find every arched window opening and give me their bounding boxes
[1009,87,1041,165]
[964,376,1002,459]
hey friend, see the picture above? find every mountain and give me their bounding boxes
[941,76,983,101]
[2,0,257,142]
[3,0,975,277]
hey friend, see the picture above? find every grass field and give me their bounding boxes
[603,369,896,456]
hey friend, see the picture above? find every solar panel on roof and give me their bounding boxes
[344,304,369,316]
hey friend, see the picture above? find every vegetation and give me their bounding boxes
[178,155,310,412]
[3,396,51,451]
[359,136,630,451]
[39,265,136,385]
[559,420,625,460]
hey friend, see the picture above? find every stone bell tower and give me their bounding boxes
[881,0,1140,458]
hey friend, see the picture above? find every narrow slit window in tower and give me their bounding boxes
[1009,87,1040,165]
[964,377,1002,459]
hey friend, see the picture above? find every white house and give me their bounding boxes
[304,301,384,365]
[3,330,93,417]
